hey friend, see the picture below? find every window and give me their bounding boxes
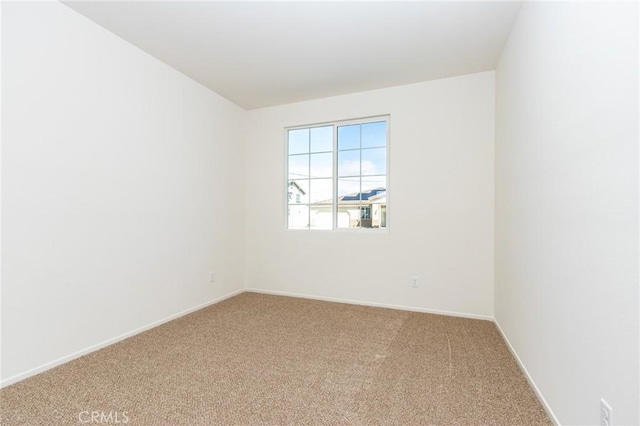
[360,207,371,220]
[286,117,388,230]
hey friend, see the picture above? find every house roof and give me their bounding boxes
[288,181,306,195]
[313,188,386,205]
[342,188,386,201]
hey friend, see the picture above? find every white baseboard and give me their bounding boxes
[493,319,560,425]
[244,287,494,321]
[0,289,244,388]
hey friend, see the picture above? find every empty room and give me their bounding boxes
[1,1,638,425]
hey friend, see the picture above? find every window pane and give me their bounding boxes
[310,206,332,230]
[338,177,361,229]
[309,178,333,204]
[338,177,361,199]
[337,124,360,150]
[362,121,386,148]
[288,154,309,179]
[288,128,309,155]
[338,150,360,177]
[310,177,333,230]
[361,148,386,176]
[337,205,359,228]
[310,153,332,178]
[361,176,386,193]
[310,126,332,153]
[361,177,387,229]
[288,204,309,229]
[288,179,309,204]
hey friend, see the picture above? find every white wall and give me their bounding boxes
[495,2,639,425]
[6,4,636,423]
[244,72,495,318]
[1,2,245,384]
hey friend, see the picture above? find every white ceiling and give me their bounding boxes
[64,1,522,110]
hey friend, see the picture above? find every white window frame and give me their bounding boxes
[284,115,390,232]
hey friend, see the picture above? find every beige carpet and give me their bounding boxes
[0,292,551,425]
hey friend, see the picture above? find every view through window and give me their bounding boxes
[287,117,388,230]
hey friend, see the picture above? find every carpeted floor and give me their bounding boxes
[0,292,551,425]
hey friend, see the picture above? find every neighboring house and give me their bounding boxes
[288,181,309,228]
[288,181,306,204]
[313,188,387,229]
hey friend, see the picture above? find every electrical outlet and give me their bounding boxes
[209,272,216,283]
[601,399,612,426]
[411,276,419,288]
